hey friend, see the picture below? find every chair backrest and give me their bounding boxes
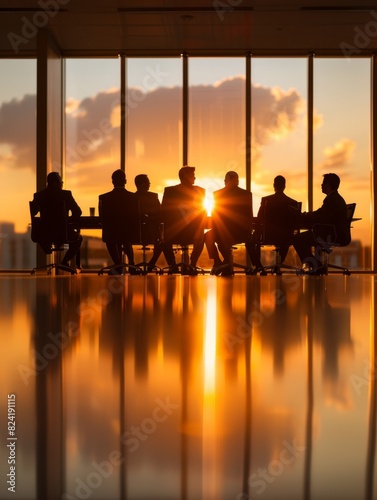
[211,187,254,245]
[261,200,301,247]
[29,199,69,250]
[313,202,356,248]
[99,190,140,245]
[161,186,205,245]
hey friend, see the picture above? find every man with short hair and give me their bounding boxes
[209,171,254,273]
[134,173,163,271]
[251,174,300,268]
[293,172,348,273]
[30,171,83,267]
[161,166,206,273]
[98,169,139,269]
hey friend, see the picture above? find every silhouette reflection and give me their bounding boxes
[0,274,375,500]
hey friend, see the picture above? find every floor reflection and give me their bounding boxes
[0,274,376,500]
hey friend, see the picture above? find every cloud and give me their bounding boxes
[0,94,36,170]
[0,77,307,195]
[317,138,356,172]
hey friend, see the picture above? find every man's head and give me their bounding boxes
[112,169,126,187]
[47,171,63,189]
[322,173,340,194]
[273,175,286,192]
[134,174,150,192]
[224,171,239,187]
[179,166,196,185]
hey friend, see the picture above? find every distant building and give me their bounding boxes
[0,223,35,270]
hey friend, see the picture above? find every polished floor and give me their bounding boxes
[0,273,376,500]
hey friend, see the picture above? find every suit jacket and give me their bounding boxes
[30,187,82,244]
[257,191,300,245]
[135,191,161,243]
[98,187,140,243]
[161,183,206,243]
[212,185,253,244]
[301,191,349,244]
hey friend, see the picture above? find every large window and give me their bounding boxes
[0,55,374,271]
[188,57,246,195]
[313,58,371,270]
[65,58,120,217]
[0,59,36,269]
[251,58,308,211]
[125,58,182,197]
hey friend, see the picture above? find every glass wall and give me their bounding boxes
[0,55,373,271]
[313,58,371,270]
[188,57,246,197]
[0,59,36,269]
[125,58,182,198]
[251,58,308,267]
[65,58,121,217]
[251,58,308,211]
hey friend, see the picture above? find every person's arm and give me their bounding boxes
[30,193,39,216]
[66,191,82,219]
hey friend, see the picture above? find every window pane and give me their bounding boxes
[125,57,182,196]
[251,58,308,267]
[65,58,120,217]
[0,59,36,269]
[251,58,308,210]
[188,57,246,193]
[313,58,371,270]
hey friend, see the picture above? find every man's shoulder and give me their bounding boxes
[61,189,74,198]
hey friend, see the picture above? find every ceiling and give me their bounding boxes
[1,0,377,57]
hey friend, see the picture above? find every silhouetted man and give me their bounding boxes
[98,169,139,269]
[208,171,254,273]
[293,172,348,273]
[30,171,82,267]
[161,166,206,274]
[251,174,300,268]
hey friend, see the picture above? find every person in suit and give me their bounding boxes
[30,171,82,267]
[293,172,349,274]
[208,171,255,272]
[98,169,139,268]
[251,175,300,268]
[161,165,206,273]
[134,174,163,270]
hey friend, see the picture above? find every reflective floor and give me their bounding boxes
[0,273,376,500]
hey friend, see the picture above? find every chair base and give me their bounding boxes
[210,261,254,276]
[31,263,77,276]
[161,244,205,275]
[98,263,142,276]
[135,244,162,274]
[162,262,205,276]
[301,263,351,276]
[257,262,302,276]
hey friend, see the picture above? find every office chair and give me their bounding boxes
[29,201,77,275]
[209,239,255,276]
[256,201,302,275]
[161,238,206,275]
[309,203,356,276]
[98,197,142,276]
[134,215,163,275]
[161,207,206,276]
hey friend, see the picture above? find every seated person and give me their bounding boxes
[98,169,139,269]
[161,165,206,272]
[30,171,82,267]
[251,175,300,268]
[134,174,163,270]
[208,171,255,270]
[293,172,349,273]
